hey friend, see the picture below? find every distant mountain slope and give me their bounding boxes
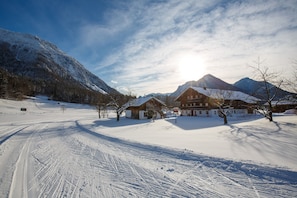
[0,28,119,102]
[171,74,239,98]
[233,77,294,100]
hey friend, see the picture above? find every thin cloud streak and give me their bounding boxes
[1,0,296,95]
[79,0,297,95]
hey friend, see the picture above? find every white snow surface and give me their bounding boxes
[1,97,297,197]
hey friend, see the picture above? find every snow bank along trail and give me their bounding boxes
[0,118,296,197]
[0,98,296,197]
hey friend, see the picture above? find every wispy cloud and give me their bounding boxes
[76,0,297,95]
[4,0,295,95]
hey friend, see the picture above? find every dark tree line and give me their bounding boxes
[0,67,120,105]
[0,68,33,100]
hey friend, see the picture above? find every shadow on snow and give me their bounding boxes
[166,115,262,130]
[75,120,297,185]
[93,117,154,128]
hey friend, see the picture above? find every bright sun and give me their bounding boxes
[178,53,206,81]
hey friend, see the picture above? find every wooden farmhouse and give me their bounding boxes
[175,87,260,117]
[123,96,166,119]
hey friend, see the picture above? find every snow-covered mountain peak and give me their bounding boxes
[0,28,60,52]
[0,28,118,96]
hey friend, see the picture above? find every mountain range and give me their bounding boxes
[170,74,295,101]
[0,28,119,103]
[233,77,293,100]
[0,28,294,105]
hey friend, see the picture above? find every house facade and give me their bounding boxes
[175,87,260,117]
[124,96,166,119]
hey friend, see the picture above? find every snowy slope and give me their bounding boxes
[0,28,116,94]
[0,97,297,197]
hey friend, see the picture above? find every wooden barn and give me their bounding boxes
[123,96,166,119]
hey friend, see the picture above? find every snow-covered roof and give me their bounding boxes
[176,87,261,104]
[265,100,297,106]
[122,96,166,109]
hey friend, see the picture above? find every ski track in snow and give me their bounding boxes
[0,98,297,197]
[0,117,296,197]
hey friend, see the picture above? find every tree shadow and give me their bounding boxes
[75,120,297,185]
[92,117,152,128]
[0,126,29,145]
[168,115,262,130]
[226,120,297,168]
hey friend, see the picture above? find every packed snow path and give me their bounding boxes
[1,118,296,197]
[0,98,297,197]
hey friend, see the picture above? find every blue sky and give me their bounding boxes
[1,0,297,95]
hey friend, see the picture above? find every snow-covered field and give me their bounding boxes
[0,97,296,197]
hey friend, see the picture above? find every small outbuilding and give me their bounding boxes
[123,96,166,119]
[265,100,297,113]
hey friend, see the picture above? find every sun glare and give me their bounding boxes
[178,53,206,81]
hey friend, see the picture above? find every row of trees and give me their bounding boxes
[0,67,114,105]
[0,68,33,100]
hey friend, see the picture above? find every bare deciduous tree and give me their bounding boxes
[283,61,297,105]
[207,89,233,125]
[60,104,66,113]
[96,95,107,119]
[96,102,106,119]
[249,58,284,122]
[286,60,297,94]
[108,93,136,121]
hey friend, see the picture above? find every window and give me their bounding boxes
[200,103,202,106]
[205,103,208,107]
